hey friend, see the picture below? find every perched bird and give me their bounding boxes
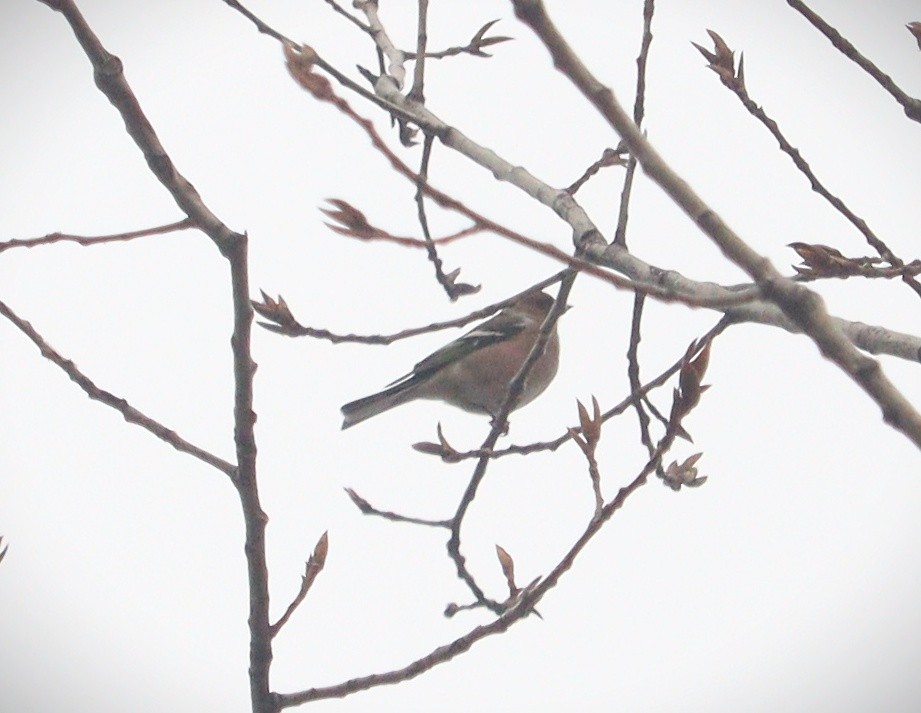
[341,291,561,429]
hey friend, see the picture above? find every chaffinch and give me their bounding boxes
[341,291,561,429]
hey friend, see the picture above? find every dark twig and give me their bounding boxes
[322,0,371,34]
[404,20,513,60]
[626,293,657,459]
[345,488,452,528]
[408,0,429,103]
[253,273,562,340]
[446,270,577,609]
[221,0,293,43]
[512,0,921,451]
[621,0,657,467]
[0,299,236,477]
[415,134,479,299]
[284,46,762,310]
[0,219,194,253]
[786,0,921,122]
[613,0,654,248]
[565,146,627,195]
[270,532,329,637]
[693,30,921,301]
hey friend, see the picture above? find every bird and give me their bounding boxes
[341,291,562,429]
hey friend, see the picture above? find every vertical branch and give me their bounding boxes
[34,3,277,710]
[613,0,654,248]
[447,270,576,606]
[408,0,429,102]
[228,235,276,713]
[619,0,657,459]
[415,135,477,299]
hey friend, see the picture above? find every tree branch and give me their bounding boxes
[0,299,236,478]
[511,0,921,451]
[786,0,921,122]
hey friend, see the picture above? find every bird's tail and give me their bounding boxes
[340,379,421,429]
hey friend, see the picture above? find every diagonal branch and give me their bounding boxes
[511,0,921,451]
[37,0,242,253]
[0,299,236,478]
[278,334,707,707]
[693,31,921,300]
[227,3,921,365]
[270,532,329,638]
[446,270,577,608]
[37,3,272,710]
[786,0,921,122]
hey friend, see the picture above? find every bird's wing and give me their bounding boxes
[386,312,527,387]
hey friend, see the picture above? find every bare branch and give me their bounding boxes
[280,355,716,706]
[344,488,451,528]
[0,299,236,478]
[270,532,330,637]
[38,0,242,252]
[415,134,480,299]
[404,19,513,60]
[253,274,562,341]
[693,30,921,300]
[35,4,272,709]
[224,10,920,364]
[0,219,194,253]
[786,0,921,122]
[511,0,921,450]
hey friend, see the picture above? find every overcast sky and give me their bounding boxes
[3,1,921,712]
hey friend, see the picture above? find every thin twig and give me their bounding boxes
[415,133,477,299]
[0,298,236,477]
[786,0,921,122]
[322,0,371,34]
[254,272,563,341]
[345,488,452,528]
[446,270,577,609]
[622,0,657,468]
[37,4,273,710]
[270,532,329,637]
[613,0,654,247]
[693,30,921,300]
[0,219,194,253]
[512,0,921,451]
[408,0,428,102]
